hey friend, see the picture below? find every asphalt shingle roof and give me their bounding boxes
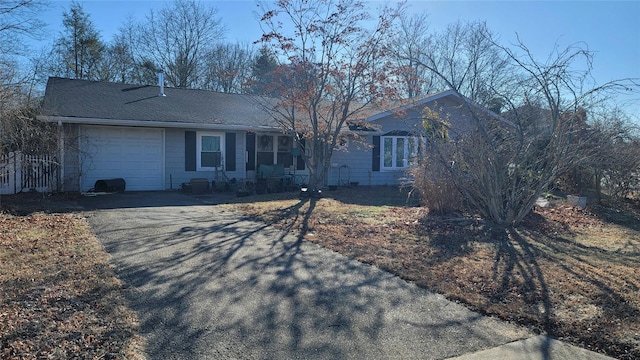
[40,78,492,132]
[40,77,278,128]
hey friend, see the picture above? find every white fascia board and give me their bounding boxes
[37,115,280,131]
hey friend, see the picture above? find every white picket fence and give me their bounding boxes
[0,152,59,195]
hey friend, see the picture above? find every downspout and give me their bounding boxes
[58,119,64,192]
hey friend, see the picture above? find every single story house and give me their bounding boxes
[37,76,479,192]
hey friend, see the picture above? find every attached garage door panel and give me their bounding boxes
[80,126,164,191]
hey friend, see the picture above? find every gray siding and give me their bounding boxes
[374,97,473,138]
[58,94,479,191]
[330,97,475,187]
[164,128,247,190]
[164,128,185,189]
[329,136,409,186]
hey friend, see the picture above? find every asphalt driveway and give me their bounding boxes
[81,191,532,359]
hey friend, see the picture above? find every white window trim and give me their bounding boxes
[196,131,225,171]
[380,135,420,171]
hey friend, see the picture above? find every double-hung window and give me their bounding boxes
[381,136,420,170]
[197,132,224,170]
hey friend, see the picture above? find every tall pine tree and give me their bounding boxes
[55,1,104,80]
[250,46,278,96]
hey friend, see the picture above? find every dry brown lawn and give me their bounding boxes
[0,195,144,360]
[225,186,640,360]
[1,187,638,359]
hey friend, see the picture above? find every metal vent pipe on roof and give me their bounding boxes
[158,69,166,97]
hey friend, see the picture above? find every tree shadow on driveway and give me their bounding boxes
[82,192,531,359]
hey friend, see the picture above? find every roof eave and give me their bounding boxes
[365,90,460,123]
[36,115,280,131]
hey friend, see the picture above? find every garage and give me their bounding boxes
[80,126,164,191]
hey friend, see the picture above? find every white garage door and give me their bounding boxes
[80,126,164,191]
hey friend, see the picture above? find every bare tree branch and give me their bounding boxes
[409,32,639,225]
[254,0,401,188]
[138,0,225,88]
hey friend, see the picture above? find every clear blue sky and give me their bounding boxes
[35,0,640,116]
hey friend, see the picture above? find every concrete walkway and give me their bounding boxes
[81,191,615,359]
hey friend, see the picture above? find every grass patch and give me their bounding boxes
[224,186,640,360]
[0,210,144,359]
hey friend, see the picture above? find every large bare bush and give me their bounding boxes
[1,69,58,157]
[410,153,464,215]
[394,24,639,226]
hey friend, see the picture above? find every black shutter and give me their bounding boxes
[225,132,236,171]
[296,139,306,170]
[185,131,196,171]
[372,136,380,172]
[246,133,256,171]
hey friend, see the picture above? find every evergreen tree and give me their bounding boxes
[250,46,278,95]
[55,1,104,80]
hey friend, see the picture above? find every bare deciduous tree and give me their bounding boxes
[392,20,511,110]
[88,17,138,83]
[568,108,640,201]
[256,0,402,189]
[1,65,57,156]
[203,43,254,93]
[138,0,224,88]
[1,0,54,156]
[0,0,46,58]
[0,0,47,90]
[391,11,435,98]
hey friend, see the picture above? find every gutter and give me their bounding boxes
[36,115,281,132]
[36,115,381,135]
